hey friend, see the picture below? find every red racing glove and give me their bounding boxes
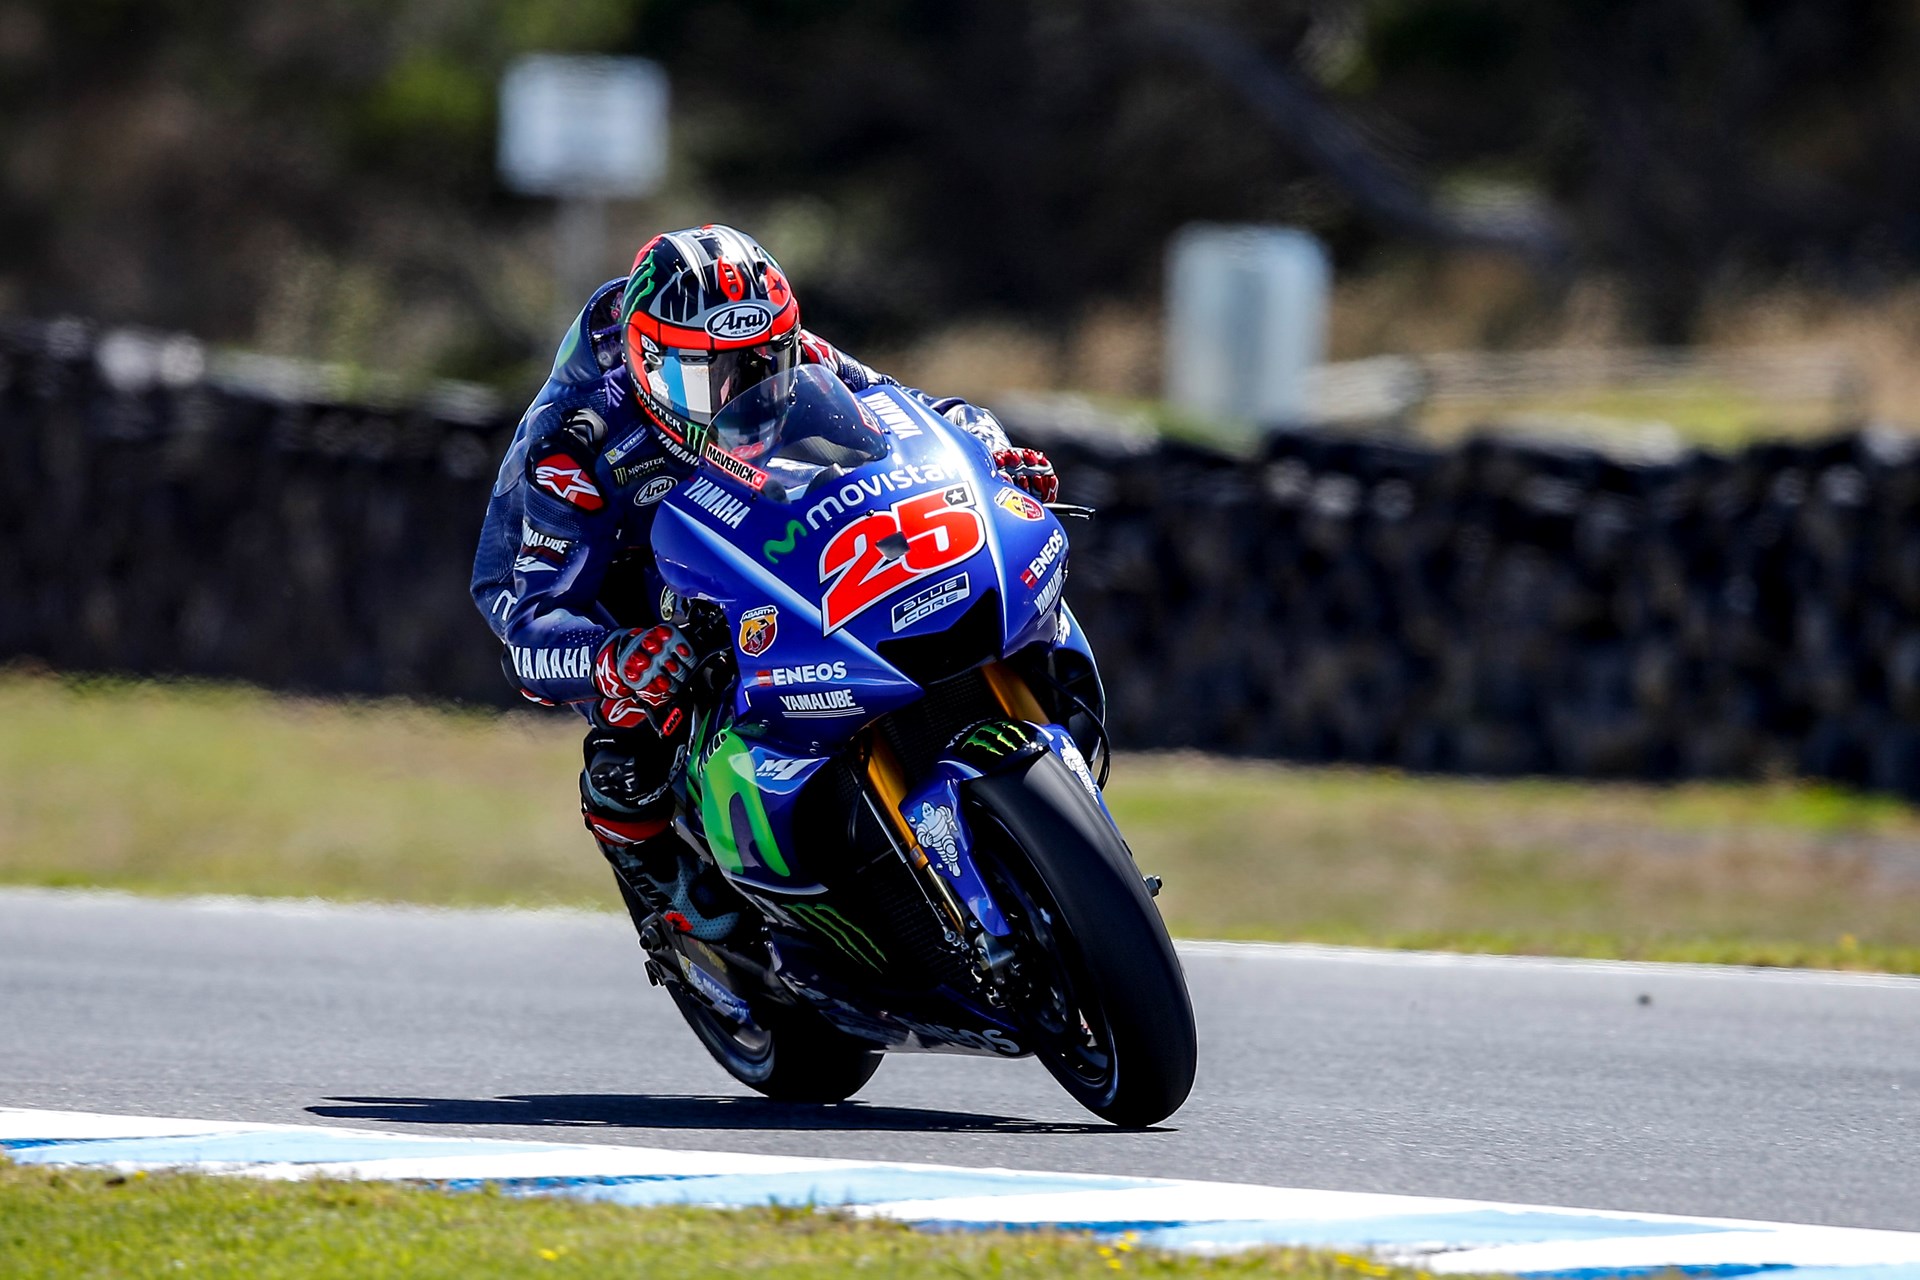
[993,447,1058,504]
[593,623,696,736]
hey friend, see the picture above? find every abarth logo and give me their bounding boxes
[737,605,778,658]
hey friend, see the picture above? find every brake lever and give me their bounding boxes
[1045,503,1097,520]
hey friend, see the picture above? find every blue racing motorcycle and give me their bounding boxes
[638,364,1196,1127]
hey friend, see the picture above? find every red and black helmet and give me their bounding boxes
[621,225,801,467]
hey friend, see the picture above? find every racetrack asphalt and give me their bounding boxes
[2,888,1916,1231]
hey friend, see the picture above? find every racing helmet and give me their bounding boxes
[622,225,801,467]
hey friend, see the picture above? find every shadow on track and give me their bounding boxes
[309,1094,1129,1135]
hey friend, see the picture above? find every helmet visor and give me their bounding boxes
[645,334,798,428]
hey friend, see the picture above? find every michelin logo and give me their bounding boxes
[912,801,963,877]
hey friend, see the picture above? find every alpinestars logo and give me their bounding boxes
[532,456,604,511]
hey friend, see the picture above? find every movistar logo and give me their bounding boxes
[761,519,806,565]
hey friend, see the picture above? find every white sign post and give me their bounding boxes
[498,54,670,325]
[1165,224,1330,439]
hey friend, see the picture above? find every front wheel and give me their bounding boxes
[968,752,1197,1127]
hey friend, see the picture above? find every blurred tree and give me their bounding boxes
[0,0,1914,377]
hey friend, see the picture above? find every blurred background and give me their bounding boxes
[7,0,1920,967]
[6,0,1919,424]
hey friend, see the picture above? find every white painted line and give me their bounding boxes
[7,1106,1920,1279]
[1174,939,1920,989]
[1427,1227,1920,1275]
[0,885,612,924]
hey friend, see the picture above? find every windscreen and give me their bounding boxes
[702,364,890,502]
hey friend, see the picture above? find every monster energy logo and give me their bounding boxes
[787,902,886,970]
[960,721,1035,759]
[627,254,658,304]
[762,519,806,564]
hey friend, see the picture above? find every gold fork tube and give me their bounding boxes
[863,731,929,869]
[981,660,1048,724]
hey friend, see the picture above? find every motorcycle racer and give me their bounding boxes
[469,224,1057,940]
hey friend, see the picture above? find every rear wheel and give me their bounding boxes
[667,986,883,1103]
[617,872,883,1103]
[968,752,1197,1127]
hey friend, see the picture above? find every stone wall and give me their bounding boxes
[7,321,1919,794]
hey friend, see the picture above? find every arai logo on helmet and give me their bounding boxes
[705,302,773,340]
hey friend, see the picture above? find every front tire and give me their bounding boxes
[968,752,1197,1127]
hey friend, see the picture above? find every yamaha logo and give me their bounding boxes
[705,302,773,340]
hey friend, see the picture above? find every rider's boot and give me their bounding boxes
[580,727,746,943]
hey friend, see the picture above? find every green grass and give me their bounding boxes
[6,670,1920,972]
[0,1161,1432,1279]
[1119,754,1920,973]
[1049,383,1851,456]
[1418,381,1845,450]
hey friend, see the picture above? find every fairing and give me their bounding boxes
[650,367,1108,1055]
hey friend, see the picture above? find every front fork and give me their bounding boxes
[860,661,1110,975]
[860,659,1040,926]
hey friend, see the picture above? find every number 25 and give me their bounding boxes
[819,487,984,632]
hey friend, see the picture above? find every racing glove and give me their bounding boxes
[993,447,1058,504]
[593,623,696,737]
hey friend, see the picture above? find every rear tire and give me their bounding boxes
[968,752,1197,1127]
[617,869,883,1104]
[667,987,884,1103]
